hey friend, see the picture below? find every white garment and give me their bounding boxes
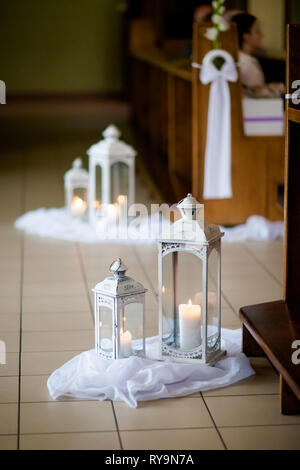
[239,51,265,88]
[47,329,254,408]
[200,49,238,200]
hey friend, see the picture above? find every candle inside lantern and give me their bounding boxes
[179,299,201,350]
[71,196,87,216]
[115,195,126,218]
[119,329,132,357]
[117,194,125,205]
[106,203,118,218]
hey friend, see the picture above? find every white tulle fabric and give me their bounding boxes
[14,208,170,244]
[47,329,254,408]
[15,209,284,243]
[200,50,238,200]
[221,216,284,242]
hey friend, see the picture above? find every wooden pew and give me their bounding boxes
[192,23,285,225]
[239,25,300,415]
[129,19,193,201]
[129,20,285,225]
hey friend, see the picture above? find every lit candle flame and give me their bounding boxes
[162,285,166,294]
[73,196,84,207]
[71,196,87,215]
[117,195,125,204]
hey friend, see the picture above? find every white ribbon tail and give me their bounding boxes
[201,50,237,200]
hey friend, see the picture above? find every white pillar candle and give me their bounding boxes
[106,203,118,219]
[120,329,132,357]
[179,299,201,349]
[71,196,87,216]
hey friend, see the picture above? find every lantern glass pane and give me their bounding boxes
[207,247,220,349]
[98,305,113,356]
[71,187,88,217]
[121,302,143,356]
[95,165,102,203]
[111,162,129,203]
[162,251,203,351]
[73,187,87,201]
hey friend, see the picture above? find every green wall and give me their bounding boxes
[0,0,124,94]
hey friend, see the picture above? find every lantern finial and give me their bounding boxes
[177,193,201,220]
[102,124,121,140]
[109,258,128,278]
[72,158,82,169]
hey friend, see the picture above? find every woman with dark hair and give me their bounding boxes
[232,13,284,97]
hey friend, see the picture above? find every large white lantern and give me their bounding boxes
[158,194,226,365]
[87,125,136,224]
[93,258,147,359]
[64,158,89,218]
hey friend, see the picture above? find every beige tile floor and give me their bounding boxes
[0,101,299,450]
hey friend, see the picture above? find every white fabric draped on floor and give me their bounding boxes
[47,328,254,408]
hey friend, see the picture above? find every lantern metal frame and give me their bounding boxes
[92,258,147,360]
[157,194,226,365]
[87,125,136,224]
[64,157,89,216]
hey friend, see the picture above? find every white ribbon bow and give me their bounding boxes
[200,49,238,200]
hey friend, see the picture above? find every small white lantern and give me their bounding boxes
[64,158,89,218]
[158,194,226,365]
[87,125,136,223]
[93,258,147,359]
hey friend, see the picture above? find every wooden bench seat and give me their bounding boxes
[240,300,300,414]
[239,25,300,415]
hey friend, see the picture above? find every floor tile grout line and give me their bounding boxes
[1,421,300,439]
[132,246,157,300]
[1,329,94,334]
[75,242,95,326]
[110,401,124,450]
[17,153,27,451]
[76,242,124,450]
[242,243,283,289]
[220,291,240,318]
[200,393,228,450]
[0,393,281,402]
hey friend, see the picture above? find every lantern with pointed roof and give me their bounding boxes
[64,158,89,218]
[87,125,137,224]
[93,258,147,359]
[158,193,226,365]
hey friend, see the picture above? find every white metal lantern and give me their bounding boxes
[158,193,226,365]
[87,125,136,223]
[64,158,89,218]
[93,258,147,359]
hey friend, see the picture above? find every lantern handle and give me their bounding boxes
[109,258,128,278]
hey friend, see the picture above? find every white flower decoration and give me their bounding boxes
[204,27,218,41]
[212,14,222,24]
[219,18,230,31]
[204,0,230,47]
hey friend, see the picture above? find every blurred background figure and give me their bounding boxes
[223,9,244,21]
[193,4,212,22]
[232,13,285,97]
